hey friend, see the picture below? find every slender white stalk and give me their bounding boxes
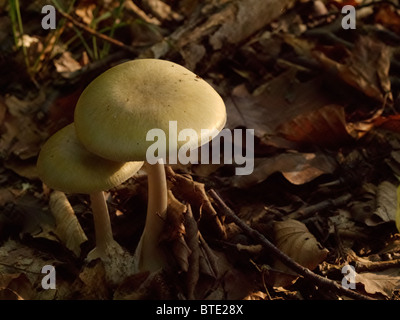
[88,191,136,284]
[135,161,168,272]
[88,191,114,258]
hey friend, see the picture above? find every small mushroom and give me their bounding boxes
[74,59,226,272]
[37,123,143,263]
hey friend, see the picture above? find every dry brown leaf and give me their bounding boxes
[184,205,200,299]
[48,191,88,256]
[166,166,226,238]
[0,240,63,299]
[0,273,32,300]
[373,114,400,133]
[367,181,397,226]
[166,191,222,299]
[232,151,337,188]
[222,267,259,300]
[348,181,397,226]
[166,190,190,273]
[146,0,296,71]
[356,268,400,298]
[225,70,333,143]
[313,36,392,104]
[74,1,96,25]
[243,290,270,300]
[53,52,82,78]
[276,104,357,147]
[0,188,17,206]
[272,219,329,287]
[72,260,110,299]
[374,4,400,34]
[0,287,24,300]
[0,92,47,179]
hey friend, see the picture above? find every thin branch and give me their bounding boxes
[55,8,137,54]
[285,193,352,220]
[208,189,375,300]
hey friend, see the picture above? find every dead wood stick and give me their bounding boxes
[56,9,137,54]
[208,189,374,300]
[140,0,297,72]
[285,193,352,221]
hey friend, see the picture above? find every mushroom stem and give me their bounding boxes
[89,191,114,255]
[136,161,168,272]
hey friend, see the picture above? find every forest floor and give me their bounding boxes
[1,0,400,300]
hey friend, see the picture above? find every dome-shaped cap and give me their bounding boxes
[74,59,226,162]
[37,124,143,194]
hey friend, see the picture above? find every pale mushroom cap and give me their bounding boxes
[74,59,227,161]
[37,124,143,194]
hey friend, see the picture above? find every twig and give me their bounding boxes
[55,9,137,54]
[208,189,375,300]
[307,0,400,22]
[285,193,352,220]
[124,0,161,25]
[0,262,43,275]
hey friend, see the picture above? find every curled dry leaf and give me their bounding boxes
[349,181,397,226]
[166,166,226,238]
[243,290,270,300]
[166,190,190,273]
[166,190,222,299]
[276,104,358,147]
[49,191,88,256]
[232,151,337,188]
[184,205,200,299]
[374,4,400,34]
[272,219,329,287]
[53,52,82,79]
[0,273,31,300]
[312,36,392,104]
[225,69,333,144]
[367,181,397,226]
[356,268,400,298]
[72,260,110,300]
[0,240,62,299]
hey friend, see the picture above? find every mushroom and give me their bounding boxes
[74,59,226,272]
[37,123,143,263]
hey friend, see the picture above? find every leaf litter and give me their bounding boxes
[1,0,400,300]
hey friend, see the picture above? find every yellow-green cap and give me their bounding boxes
[37,124,143,194]
[74,59,226,162]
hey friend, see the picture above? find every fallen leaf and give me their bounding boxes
[113,269,174,299]
[0,273,32,300]
[225,69,334,143]
[166,166,226,238]
[231,151,337,188]
[48,191,88,257]
[165,190,190,272]
[374,4,400,34]
[313,36,392,104]
[356,268,400,298]
[53,52,82,79]
[276,104,357,147]
[0,92,47,178]
[184,205,200,299]
[243,290,270,300]
[71,260,110,299]
[349,182,397,226]
[366,181,397,226]
[373,114,400,134]
[272,219,329,287]
[0,240,62,299]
